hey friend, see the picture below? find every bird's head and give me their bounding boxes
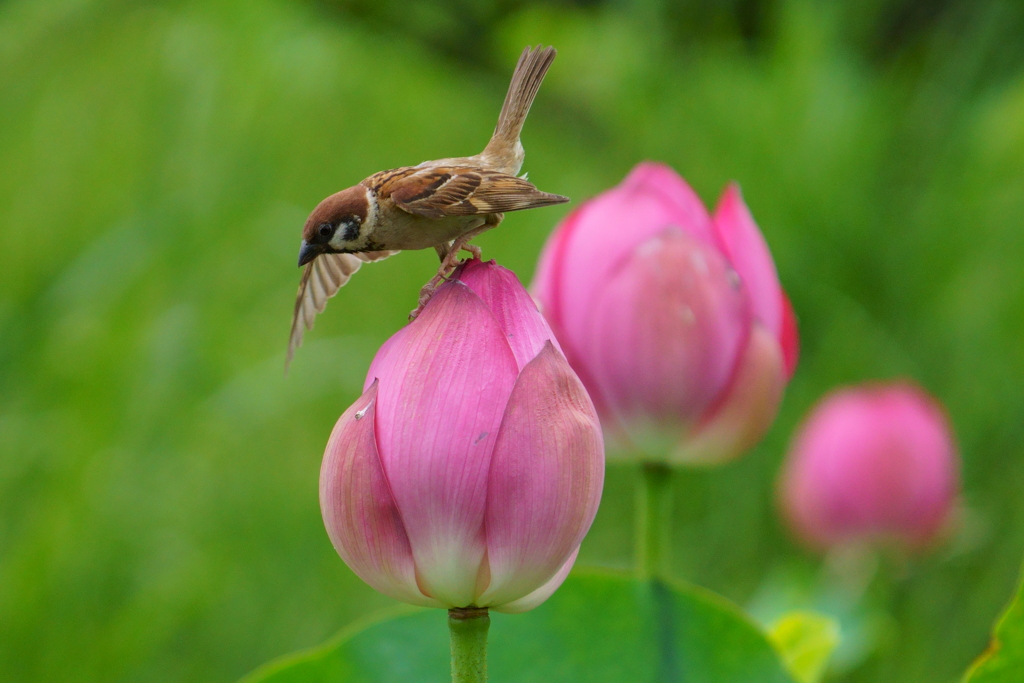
[298,186,371,266]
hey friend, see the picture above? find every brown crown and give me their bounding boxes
[302,186,369,241]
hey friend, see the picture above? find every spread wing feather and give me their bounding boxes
[389,167,568,219]
[286,250,397,370]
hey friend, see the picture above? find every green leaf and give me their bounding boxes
[769,611,840,683]
[242,569,794,683]
[963,568,1024,683]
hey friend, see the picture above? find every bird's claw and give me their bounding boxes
[410,241,484,320]
[410,269,451,320]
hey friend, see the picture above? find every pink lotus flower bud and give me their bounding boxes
[778,382,959,553]
[320,260,604,612]
[532,162,798,464]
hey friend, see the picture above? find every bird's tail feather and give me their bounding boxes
[483,46,556,163]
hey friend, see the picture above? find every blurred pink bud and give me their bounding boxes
[320,260,604,612]
[532,162,798,464]
[778,382,959,553]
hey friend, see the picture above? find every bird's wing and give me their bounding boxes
[286,250,398,370]
[385,166,569,219]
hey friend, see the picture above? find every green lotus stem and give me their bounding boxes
[636,461,673,580]
[449,607,490,683]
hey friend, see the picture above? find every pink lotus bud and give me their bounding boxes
[778,382,959,553]
[320,260,604,612]
[532,162,798,464]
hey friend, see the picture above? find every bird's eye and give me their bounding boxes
[317,222,333,239]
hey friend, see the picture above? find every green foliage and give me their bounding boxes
[2,0,1024,682]
[963,568,1024,682]
[769,611,840,683]
[242,571,794,683]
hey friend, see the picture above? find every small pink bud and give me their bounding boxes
[320,260,604,611]
[532,162,797,464]
[778,382,960,553]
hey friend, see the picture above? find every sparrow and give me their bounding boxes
[288,45,568,368]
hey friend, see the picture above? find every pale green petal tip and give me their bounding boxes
[769,610,841,683]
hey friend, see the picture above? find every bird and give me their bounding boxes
[287,45,568,368]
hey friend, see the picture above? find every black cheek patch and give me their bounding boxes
[342,220,360,242]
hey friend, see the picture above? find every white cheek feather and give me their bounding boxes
[364,187,378,228]
[326,190,378,250]
[328,231,347,250]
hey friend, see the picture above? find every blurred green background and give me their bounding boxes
[3,0,1024,681]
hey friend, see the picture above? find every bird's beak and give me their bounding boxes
[298,240,320,267]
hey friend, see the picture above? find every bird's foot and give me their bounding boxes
[439,240,472,272]
[409,267,453,320]
[411,238,484,320]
